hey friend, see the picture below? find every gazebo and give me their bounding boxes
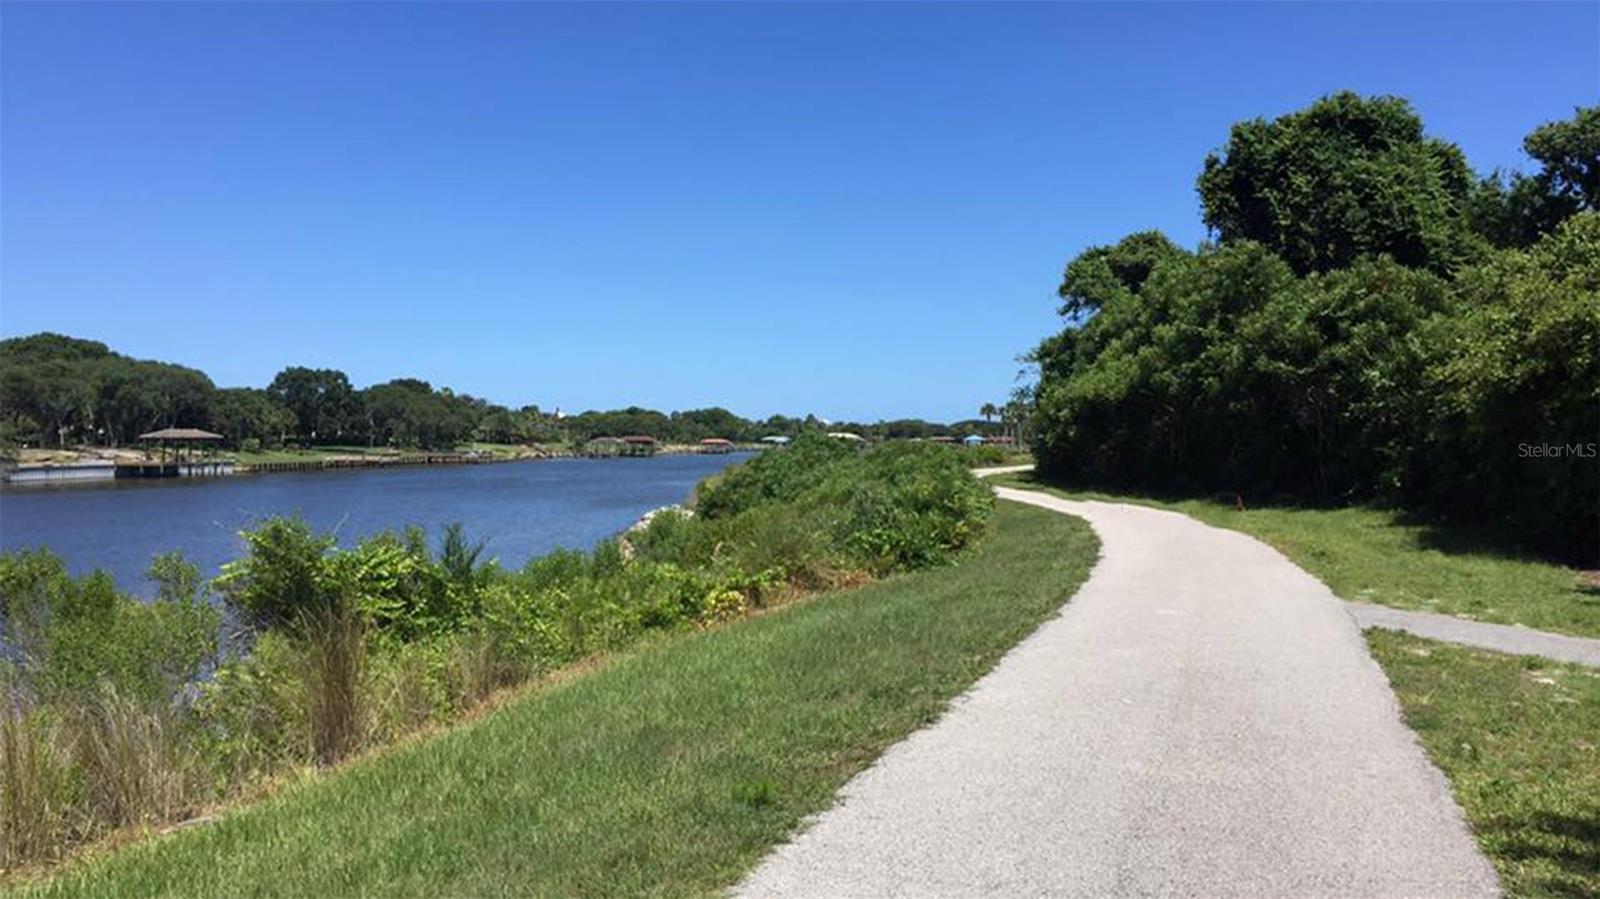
[138,427,224,463]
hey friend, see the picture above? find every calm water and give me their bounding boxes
[0,454,750,595]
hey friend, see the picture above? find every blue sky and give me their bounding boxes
[2,3,1595,423]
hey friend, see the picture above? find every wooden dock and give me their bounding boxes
[239,453,479,474]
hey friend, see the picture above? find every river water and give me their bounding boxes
[0,454,750,595]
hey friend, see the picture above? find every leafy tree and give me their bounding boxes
[95,357,215,444]
[668,407,752,442]
[211,388,295,447]
[1197,92,1483,275]
[1420,213,1600,558]
[1057,230,1188,317]
[0,359,94,446]
[1525,105,1600,213]
[564,406,675,441]
[1470,105,1599,248]
[1033,96,1597,559]
[267,367,360,443]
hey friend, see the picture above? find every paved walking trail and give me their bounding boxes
[736,488,1500,898]
[1346,601,1600,667]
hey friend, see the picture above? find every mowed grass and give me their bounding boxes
[9,501,1096,899]
[1368,630,1600,899]
[993,472,1600,638]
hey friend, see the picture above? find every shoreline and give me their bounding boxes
[0,444,759,489]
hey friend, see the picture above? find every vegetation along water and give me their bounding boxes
[0,436,1000,877]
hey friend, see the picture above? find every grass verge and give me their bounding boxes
[7,501,1096,898]
[992,472,1600,638]
[1368,630,1600,899]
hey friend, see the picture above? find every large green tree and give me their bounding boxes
[267,367,361,443]
[1470,105,1599,248]
[211,388,295,447]
[1197,92,1482,275]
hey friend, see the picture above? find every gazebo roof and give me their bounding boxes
[138,427,224,441]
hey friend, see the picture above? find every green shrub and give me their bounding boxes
[193,632,307,780]
[695,433,855,518]
[0,551,219,706]
[215,517,335,631]
[697,436,993,572]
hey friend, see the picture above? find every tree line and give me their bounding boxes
[1030,94,1597,560]
[0,334,1002,451]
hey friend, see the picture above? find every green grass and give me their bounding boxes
[226,446,382,465]
[229,445,524,465]
[992,472,1600,638]
[1369,630,1600,899]
[9,501,1096,898]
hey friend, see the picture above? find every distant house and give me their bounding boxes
[620,435,657,456]
[962,434,985,447]
[583,435,657,458]
[827,432,865,442]
[699,437,734,454]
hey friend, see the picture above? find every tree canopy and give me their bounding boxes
[1033,96,1598,561]
[1197,92,1483,275]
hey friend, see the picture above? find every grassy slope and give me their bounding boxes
[13,501,1096,899]
[1369,631,1600,899]
[993,472,1600,638]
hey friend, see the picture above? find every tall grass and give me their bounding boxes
[71,687,197,830]
[2,697,69,870]
[300,601,365,767]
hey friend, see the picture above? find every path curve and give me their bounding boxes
[735,488,1500,898]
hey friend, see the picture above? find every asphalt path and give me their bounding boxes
[735,488,1500,898]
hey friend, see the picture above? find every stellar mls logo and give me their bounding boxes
[1518,442,1598,459]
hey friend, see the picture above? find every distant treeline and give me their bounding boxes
[1029,94,1597,560]
[0,334,1001,451]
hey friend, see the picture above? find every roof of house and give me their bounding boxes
[138,428,224,441]
[699,438,733,445]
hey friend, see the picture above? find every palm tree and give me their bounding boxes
[979,402,999,425]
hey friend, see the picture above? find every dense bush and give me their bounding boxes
[1032,96,1598,560]
[695,434,994,572]
[1417,214,1600,553]
[0,437,994,868]
[1036,248,1450,501]
[1,552,218,706]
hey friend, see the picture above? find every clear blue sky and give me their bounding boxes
[2,3,1595,422]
